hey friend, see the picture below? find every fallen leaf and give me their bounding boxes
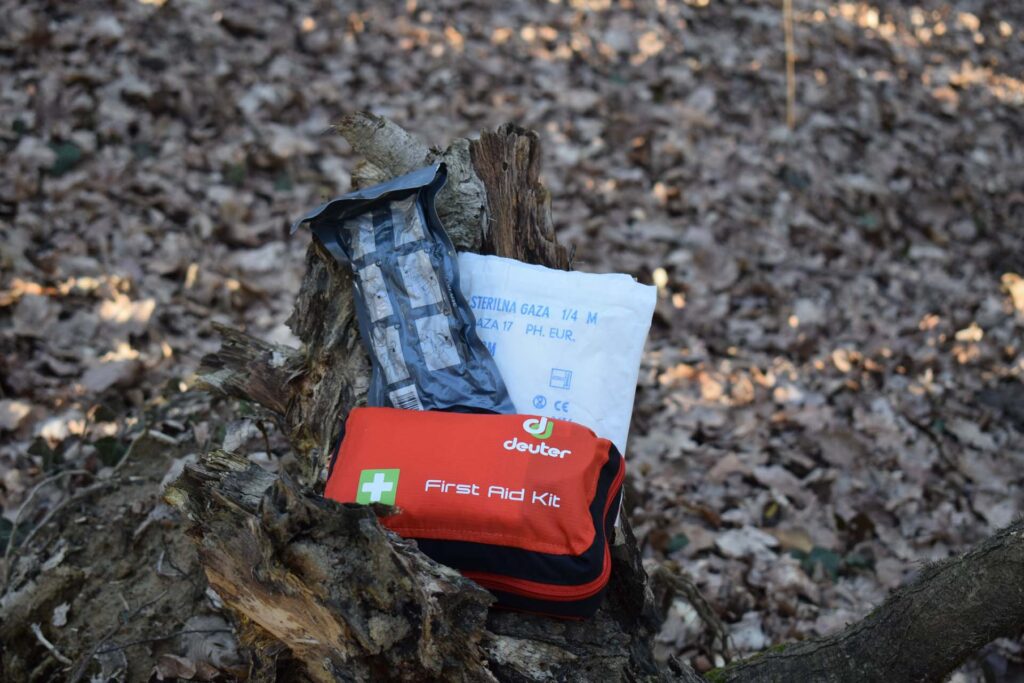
[715,526,779,560]
[730,611,768,652]
[946,418,997,452]
[0,399,32,431]
[52,602,70,628]
[1002,273,1024,314]
[707,453,750,483]
[153,654,197,681]
[80,358,141,393]
[766,527,814,554]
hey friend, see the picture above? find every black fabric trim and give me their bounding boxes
[484,584,609,619]
[449,481,622,619]
[412,444,623,587]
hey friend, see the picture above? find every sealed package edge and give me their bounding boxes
[293,163,515,414]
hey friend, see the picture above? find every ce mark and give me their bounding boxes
[553,400,570,413]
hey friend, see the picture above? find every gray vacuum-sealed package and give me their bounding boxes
[293,163,515,414]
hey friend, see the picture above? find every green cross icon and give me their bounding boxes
[356,469,400,505]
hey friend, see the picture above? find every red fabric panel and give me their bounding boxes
[325,408,610,556]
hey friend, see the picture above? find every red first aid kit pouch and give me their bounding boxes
[324,407,625,618]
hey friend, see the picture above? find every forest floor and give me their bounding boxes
[2,0,1023,680]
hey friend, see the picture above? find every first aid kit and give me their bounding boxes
[457,252,656,455]
[324,407,625,618]
[293,163,515,414]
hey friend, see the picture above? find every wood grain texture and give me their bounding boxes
[471,124,572,269]
[167,451,495,682]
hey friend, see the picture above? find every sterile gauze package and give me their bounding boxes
[293,164,515,414]
[457,253,656,455]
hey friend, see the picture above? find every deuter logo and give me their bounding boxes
[503,417,570,458]
[522,417,553,440]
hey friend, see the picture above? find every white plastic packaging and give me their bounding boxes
[458,253,656,455]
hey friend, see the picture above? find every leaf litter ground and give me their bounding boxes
[1,0,1022,679]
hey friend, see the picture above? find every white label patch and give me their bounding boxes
[388,384,423,410]
[371,325,409,384]
[348,213,376,261]
[458,252,655,456]
[358,263,394,322]
[414,314,461,371]
[398,250,444,309]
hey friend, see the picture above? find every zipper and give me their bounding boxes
[463,456,626,602]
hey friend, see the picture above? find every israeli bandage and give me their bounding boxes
[293,164,515,414]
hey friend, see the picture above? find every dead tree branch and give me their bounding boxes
[711,517,1024,682]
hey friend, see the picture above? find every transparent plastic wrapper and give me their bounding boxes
[293,163,515,414]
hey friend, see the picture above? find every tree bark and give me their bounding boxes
[179,114,1024,682]
[709,517,1024,683]
[166,451,495,682]
[470,125,571,270]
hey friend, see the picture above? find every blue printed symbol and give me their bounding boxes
[549,368,572,390]
[532,394,547,409]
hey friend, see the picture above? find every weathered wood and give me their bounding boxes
[711,516,1024,683]
[334,112,431,180]
[167,451,495,682]
[167,456,677,681]
[281,239,369,483]
[197,324,302,420]
[336,112,485,252]
[471,124,572,269]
